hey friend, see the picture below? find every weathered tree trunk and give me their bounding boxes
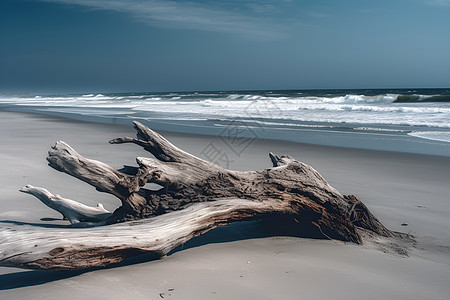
[0,121,399,270]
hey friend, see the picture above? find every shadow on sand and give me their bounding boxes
[0,218,326,290]
[0,220,72,229]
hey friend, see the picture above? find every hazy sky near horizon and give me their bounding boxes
[1,0,449,93]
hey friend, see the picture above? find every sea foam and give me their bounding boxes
[1,89,449,134]
[408,131,450,143]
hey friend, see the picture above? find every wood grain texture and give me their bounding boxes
[0,121,402,270]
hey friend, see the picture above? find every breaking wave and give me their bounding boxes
[0,89,449,131]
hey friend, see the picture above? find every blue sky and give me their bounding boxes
[1,0,449,93]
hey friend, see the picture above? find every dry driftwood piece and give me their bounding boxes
[0,121,398,270]
[19,185,112,225]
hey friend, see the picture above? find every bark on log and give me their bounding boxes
[0,121,400,270]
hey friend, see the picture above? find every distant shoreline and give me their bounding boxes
[1,97,450,157]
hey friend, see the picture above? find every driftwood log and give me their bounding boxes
[0,121,398,270]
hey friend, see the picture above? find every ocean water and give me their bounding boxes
[1,89,449,156]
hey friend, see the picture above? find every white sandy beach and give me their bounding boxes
[1,110,449,300]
